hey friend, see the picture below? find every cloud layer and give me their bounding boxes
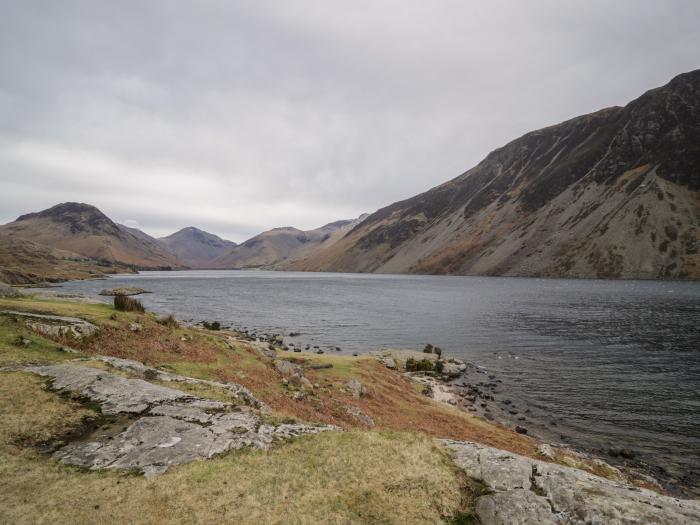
[1,1,698,241]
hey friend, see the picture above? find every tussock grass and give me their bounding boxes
[114,294,145,313]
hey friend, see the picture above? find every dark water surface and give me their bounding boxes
[56,270,700,493]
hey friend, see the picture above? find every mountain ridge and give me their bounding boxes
[288,69,700,279]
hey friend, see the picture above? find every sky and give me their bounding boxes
[1,1,699,242]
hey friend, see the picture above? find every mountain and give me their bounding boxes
[212,215,368,269]
[0,235,133,284]
[0,203,184,270]
[289,70,700,279]
[158,227,237,268]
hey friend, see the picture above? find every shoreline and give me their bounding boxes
[12,280,700,499]
[2,287,700,523]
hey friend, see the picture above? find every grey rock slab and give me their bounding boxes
[90,355,268,411]
[442,440,700,525]
[19,363,339,476]
[54,416,232,476]
[446,439,532,491]
[25,364,191,414]
[476,489,560,525]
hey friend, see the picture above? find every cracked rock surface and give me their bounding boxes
[88,355,267,411]
[21,363,338,476]
[442,440,700,525]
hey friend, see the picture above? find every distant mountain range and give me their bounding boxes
[0,202,367,282]
[1,70,698,283]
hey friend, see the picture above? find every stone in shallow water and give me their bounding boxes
[442,440,700,525]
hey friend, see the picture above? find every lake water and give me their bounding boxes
[55,270,700,495]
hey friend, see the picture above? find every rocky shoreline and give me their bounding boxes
[367,348,699,500]
[136,316,697,499]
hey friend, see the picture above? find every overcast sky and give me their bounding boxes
[1,1,698,241]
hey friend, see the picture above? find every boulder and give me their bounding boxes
[346,379,367,398]
[442,440,700,525]
[274,359,304,380]
[345,405,375,427]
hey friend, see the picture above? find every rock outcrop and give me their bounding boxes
[0,283,21,297]
[19,363,338,476]
[99,287,150,296]
[443,440,700,525]
[1,310,98,340]
[89,355,266,410]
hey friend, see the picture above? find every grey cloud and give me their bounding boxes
[1,1,699,241]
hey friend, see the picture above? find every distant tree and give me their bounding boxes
[423,344,433,354]
[434,347,443,358]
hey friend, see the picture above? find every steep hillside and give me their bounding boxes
[159,227,237,268]
[290,70,700,279]
[0,235,132,284]
[213,215,368,269]
[0,203,184,270]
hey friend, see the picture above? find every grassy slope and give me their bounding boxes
[0,295,493,524]
[0,294,636,522]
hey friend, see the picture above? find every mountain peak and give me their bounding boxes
[17,202,105,221]
[16,202,118,236]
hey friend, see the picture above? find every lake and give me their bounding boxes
[55,270,700,495]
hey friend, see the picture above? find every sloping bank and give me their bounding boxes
[0,288,698,524]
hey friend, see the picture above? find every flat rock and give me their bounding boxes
[476,489,559,525]
[346,378,367,398]
[442,440,700,525]
[99,287,150,296]
[89,355,267,410]
[19,363,338,476]
[24,364,191,415]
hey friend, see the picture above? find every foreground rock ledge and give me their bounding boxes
[17,363,338,476]
[442,440,700,525]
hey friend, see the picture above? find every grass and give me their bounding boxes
[0,315,83,367]
[114,294,145,313]
[0,370,468,524]
[0,294,538,454]
[0,292,639,522]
